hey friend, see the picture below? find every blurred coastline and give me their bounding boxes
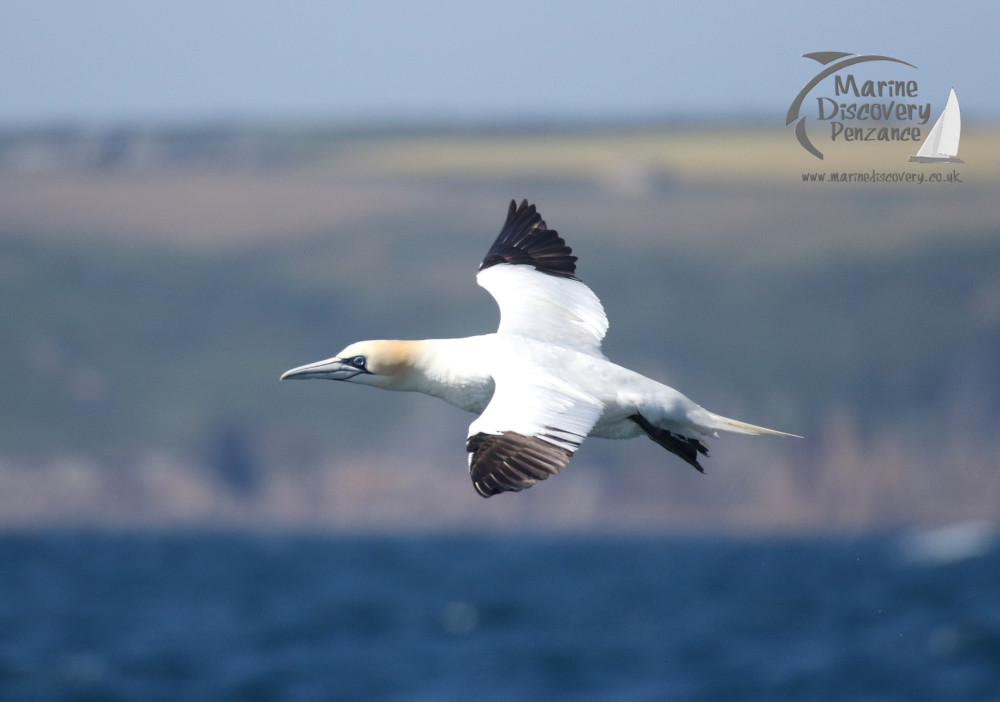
[2,122,998,533]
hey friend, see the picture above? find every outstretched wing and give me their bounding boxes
[466,361,604,497]
[477,200,608,352]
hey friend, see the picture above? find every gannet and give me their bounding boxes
[281,200,797,497]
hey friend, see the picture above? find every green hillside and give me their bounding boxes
[1,125,998,530]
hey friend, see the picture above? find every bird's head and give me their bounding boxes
[280,340,421,389]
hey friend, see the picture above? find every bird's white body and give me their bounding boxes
[362,334,710,441]
[282,200,796,497]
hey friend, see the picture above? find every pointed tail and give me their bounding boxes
[706,411,802,438]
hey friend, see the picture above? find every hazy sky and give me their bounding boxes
[2,0,997,127]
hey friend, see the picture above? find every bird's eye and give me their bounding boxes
[350,355,366,369]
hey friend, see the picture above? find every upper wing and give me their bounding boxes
[465,361,604,498]
[477,200,609,351]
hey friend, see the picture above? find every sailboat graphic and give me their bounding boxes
[909,89,964,163]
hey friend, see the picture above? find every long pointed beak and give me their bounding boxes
[280,357,360,381]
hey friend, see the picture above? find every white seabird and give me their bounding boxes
[281,200,798,497]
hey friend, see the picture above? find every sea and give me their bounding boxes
[0,529,997,702]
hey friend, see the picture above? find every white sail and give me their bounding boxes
[936,88,962,156]
[917,107,946,157]
[910,89,963,163]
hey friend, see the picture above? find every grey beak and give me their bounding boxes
[280,357,361,381]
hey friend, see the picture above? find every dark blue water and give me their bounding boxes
[0,532,997,702]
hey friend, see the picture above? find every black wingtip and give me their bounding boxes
[467,430,574,497]
[478,199,578,279]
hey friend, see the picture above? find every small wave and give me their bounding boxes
[897,521,998,566]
